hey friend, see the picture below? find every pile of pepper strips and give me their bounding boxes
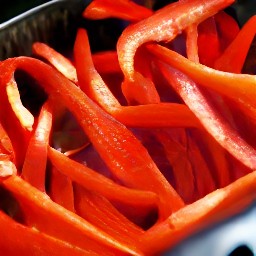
[0,0,256,255]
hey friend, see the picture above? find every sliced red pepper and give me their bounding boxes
[92,51,121,74]
[0,210,94,256]
[74,28,200,128]
[0,77,33,169]
[48,166,75,212]
[1,175,142,255]
[148,44,256,127]
[21,100,52,192]
[214,10,240,51]
[198,17,221,67]
[74,28,121,112]
[117,0,234,80]
[186,132,216,199]
[74,184,144,246]
[141,171,256,254]
[184,24,200,62]
[113,103,200,128]
[157,61,256,170]
[116,0,234,119]
[48,146,158,208]
[33,42,78,83]
[83,0,153,22]
[192,129,231,189]
[154,129,195,203]
[0,57,184,219]
[214,16,256,73]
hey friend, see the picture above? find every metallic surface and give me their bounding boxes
[0,0,89,59]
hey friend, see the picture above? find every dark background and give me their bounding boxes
[0,0,49,23]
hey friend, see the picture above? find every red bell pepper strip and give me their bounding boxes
[48,166,75,212]
[186,132,216,199]
[0,76,33,169]
[214,10,240,51]
[83,0,153,22]
[214,16,256,73]
[141,171,256,254]
[0,57,184,219]
[157,61,256,170]
[154,130,195,203]
[113,103,200,128]
[74,28,200,128]
[74,28,121,112]
[0,210,95,256]
[116,0,234,116]
[148,44,256,127]
[122,44,160,105]
[33,42,78,83]
[1,175,142,255]
[184,24,200,62]
[178,0,200,63]
[149,43,256,101]
[48,146,158,207]
[74,28,200,207]
[197,17,221,67]
[21,100,52,192]
[92,51,121,74]
[192,129,231,189]
[121,71,160,105]
[73,184,144,246]
[117,0,234,80]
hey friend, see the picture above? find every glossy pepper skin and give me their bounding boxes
[1,0,256,255]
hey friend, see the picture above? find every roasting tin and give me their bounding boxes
[1,1,256,255]
[0,0,90,60]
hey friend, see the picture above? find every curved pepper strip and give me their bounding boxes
[141,171,256,255]
[214,15,256,73]
[190,129,231,189]
[184,24,200,62]
[74,184,145,247]
[157,62,256,170]
[149,43,256,102]
[74,28,121,112]
[1,175,142,255]
[0,76,33,169]
[214,10,240,51]
[198,16,221,67]
[74,28,202,205]
[186,132,216,199]
[21,100,52,192]
[116,0,234,119]
[148,44,256,128]
[122,45,160,105]
[74,28,200,128]
[83,0,153,22]
[92,51,122,74]
[113,103,200,128]
[48,146,158,207]
[154,130,196,203]
[33,42,78,83]
[0,210,95,256]
[0,57,184,219]
[49,166,75,212]
[117,0,234,80]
